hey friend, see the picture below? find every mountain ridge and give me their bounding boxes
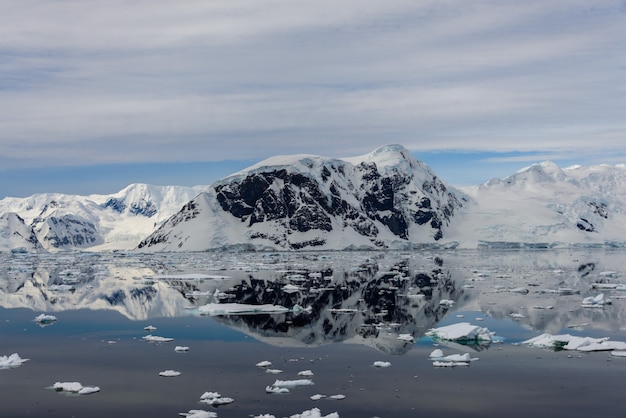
[2,145,626,252]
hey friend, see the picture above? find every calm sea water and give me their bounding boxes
[1,249,626,417]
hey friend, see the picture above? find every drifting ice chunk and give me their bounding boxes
[373,361,391,368]
[178,410,217,418]
[52,382,100,395]
[198,303,289,316]
[298,370,314,376]
[426,322,495,342]
[611,351,626,357]
[34,314,58,324]
[266,385,290,394]
[175,346,189,352]
[523,333,626,352]
[144,325,157,331]
[429,349,478,367]
[288,408,339,418]
[142,334,174,342]
[271,379,314,388]
[0,353,29,369]
[199,391,234,405]
[159,370,181,377]
[256,360,272,367]
[310,394,326,400]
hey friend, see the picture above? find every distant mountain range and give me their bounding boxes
[2,144,626,252]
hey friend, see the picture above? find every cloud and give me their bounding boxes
[1,0,625,170]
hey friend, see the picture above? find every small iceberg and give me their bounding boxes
[270,379,314,389]
[373,361,391,368]
[175,346,190,352]
[298,370,314,376]
[266,385,290,394]
[34,313,58,325]
[429,349,478,367]
[0,353,29,370]
[288,408,339,418]
[52,382,100,395]
[256,360,272,368]
[178,410,217,418]
[142,335,174,343]
[426,322,495,343]
[144,325,157,331]
[199,391,234,406]
[523,333,626,352]
[159,370,181,377]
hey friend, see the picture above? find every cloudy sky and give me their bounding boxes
[1,0,625,198]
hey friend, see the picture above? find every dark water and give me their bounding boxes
[1,249,626,417]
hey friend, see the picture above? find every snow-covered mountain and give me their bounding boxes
[0,184,209,252]
[0,212,43,253]
[3,145,626,252]
[138,144,466,251]
[453,161,626,248]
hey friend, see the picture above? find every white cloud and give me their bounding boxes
[1,0,625,170]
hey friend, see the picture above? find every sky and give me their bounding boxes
[1,0,625,198]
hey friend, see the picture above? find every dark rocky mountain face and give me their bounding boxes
[210,154,464,249]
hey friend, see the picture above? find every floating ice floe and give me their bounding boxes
[298,370,314,376]
[611,351,626,357]
[288,407,339,418]
[270,379,314,389]
[199,391,234,405]
[159,370,181,377]
[0,353,29,369]
[256,360,272,367]
[426,322,496,343]
[142,334,174,343]
[198,303,289,316]
[581,293,611,308]
[144,325,157,331]
[429,349,478,367]
[178,410,217,418]
[266,385,290,394]
[266,369,283,374]
[34,313,57,325]
[175,346,190,352]
[52,381,100,395]
[373,361,391,368]
[523,333,626,352]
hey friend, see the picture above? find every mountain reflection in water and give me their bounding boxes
[2,249,626,352]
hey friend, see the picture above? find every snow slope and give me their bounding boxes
[138,145,465,251]
[0,184,209,252]
[451,162,626,248]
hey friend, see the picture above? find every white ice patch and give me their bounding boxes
[0,353,29,369]
[266,385,290,394]
[178,410,217,418]
[199,391,234,405]
[523,333,626,352]
[373,361,391,368]
[271,379,314,389]
[52,382,100,395]
[34,313,57,324]
[298,370,314,377]
[144,325,157,331]
[426,322,495,342]
[288,408,339,418]
[397,334,414,342]
[159,370,181,377]
[256,360,272,367]
[429,350,478,367]
[142,334,174,342]
[175,346,190,352]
